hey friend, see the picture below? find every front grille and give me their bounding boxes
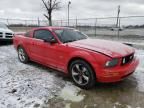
[5,33,13,38]
[5,33,12,35]
[121,53,134,65]
[6,36,12,38]
[0,32,3,37]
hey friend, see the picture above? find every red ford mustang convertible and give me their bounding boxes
[13,27,139,89]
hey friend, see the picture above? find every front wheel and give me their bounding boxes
[69,60,96,89]
[18,47,29,63]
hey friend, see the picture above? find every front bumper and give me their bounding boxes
[0,38,13,42]
[95,57,139,83]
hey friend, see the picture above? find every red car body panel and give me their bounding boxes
[13,27,139,83]
[69,39,135,58]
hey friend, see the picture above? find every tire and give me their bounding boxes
[69,59,96,89]
[17,46,29,63]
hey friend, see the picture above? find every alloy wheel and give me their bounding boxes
[18,48,26,62]
[71,63,90,86]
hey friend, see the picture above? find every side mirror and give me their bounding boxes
[43,37,57,44]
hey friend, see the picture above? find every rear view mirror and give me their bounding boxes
[43,37,57,44]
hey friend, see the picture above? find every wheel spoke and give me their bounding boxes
[21,52,25,56]
[78,76,83,84]
[75,64,81,71]
[82,74,89,82]
[82,67,87,73]
[19,52,22,55]
[22,55,25,60]
[72,69,79,76]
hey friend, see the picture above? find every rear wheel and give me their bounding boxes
[69,59,96,89]
[18,46,29,63]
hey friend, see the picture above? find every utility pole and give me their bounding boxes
[68,1,71,26]
[75,17,78,28]
[7,19,9,26]
[38,17,40,26]
[116,5,120,27]
[118,18,121,39]
[116,5,121,39]
[95,18,97,37]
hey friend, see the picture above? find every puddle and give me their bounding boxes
[59,83,85,102]
[65,103,71,108]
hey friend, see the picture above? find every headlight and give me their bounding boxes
[105,59,119,67]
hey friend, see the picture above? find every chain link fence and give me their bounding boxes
[0,16,144,42]
[54,16,144,43]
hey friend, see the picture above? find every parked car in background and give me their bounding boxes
[0,23,14,41]
[110,27,124,31]
[13,27,139,89]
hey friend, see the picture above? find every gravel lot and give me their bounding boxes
[0,44,144,108]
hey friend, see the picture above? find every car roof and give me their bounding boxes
[32,26,74,31]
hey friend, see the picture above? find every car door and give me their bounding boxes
[49,43,71,72]
[29,29,58,67]
[29,29,73,72]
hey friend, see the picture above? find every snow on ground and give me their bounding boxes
[0,45,83,108]
[134,50,144,92]
[0,45,144,108]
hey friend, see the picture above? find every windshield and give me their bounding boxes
[54,29,88,43]
[0,23,8,29]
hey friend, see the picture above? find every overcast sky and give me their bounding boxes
[0,0,144,20]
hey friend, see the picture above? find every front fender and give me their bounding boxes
[65,50,99,73]
[65,50,111,74]
[68,50,96,63]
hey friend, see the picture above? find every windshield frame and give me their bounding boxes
[53,28,88,43]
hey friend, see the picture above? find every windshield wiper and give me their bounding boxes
[64,39,77,43]
[64,38,87,43]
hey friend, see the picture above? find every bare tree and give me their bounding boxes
[41,0,61,26]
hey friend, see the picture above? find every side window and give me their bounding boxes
[34,30,53,40]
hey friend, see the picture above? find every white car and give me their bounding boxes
[0,23,14,41]
[110,27,124,31]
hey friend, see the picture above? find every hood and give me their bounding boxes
[0,28,13,33]
[68,39,135,58]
